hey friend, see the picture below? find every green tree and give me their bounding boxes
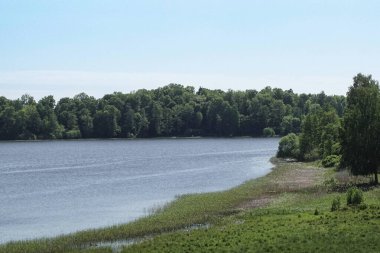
[277,133,300,158]
[121,108,136,137]
[299,105,322,160]
[78,109,94,138]
[269,100,286,134]
[19,104,42,139]
[93,105,121,138]
[0,106,19,139]
[134,111,149,137]
[341,74,380,184]
[280,115,301,135]
[221,104,240,136]
[37,96,61,138]
[263,127,275,137]
[319,109,340,158]
[148,102,163,136]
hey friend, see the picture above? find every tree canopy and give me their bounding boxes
[341,74,380,184]
[0,84,346,140]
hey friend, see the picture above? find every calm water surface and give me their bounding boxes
[0,138,278,243]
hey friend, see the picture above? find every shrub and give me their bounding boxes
[323,177,337,189]
[346,187,364,205]
[263,127,275,137]
[331,197,341,211]
[277,133,300,158]
[322,155,341,168]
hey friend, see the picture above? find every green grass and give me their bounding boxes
[122,207,380,253]
[1,159,378,253]
[122,189,380,253]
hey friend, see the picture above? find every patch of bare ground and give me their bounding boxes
[238,159,326,210]
[238,196,273,209]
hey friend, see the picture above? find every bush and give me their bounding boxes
[323,177,337,189]
[331,197,341,211]
[346,187,364,206]
[277,133,300,158]
[263,127,275,137]
[322,155,341,168]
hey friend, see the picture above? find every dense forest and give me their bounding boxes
[0,85,345,140]
[277,73,380,184]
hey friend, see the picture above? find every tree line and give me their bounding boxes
[0,84,345,140]
[277,73,379,184]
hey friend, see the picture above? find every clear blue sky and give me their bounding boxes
[1,0,379,99]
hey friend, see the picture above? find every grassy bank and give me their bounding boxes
[1,159,379,253]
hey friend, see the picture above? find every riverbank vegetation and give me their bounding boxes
[0,84,345,140]
[277,73,380,184]
[1,159,378,253]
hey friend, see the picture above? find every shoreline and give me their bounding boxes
[2,159,378,252]
[1,157,277,245]
[0,158,322,252]
[0,136,280,143]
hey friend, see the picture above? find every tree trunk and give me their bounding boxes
[375,171,378,185]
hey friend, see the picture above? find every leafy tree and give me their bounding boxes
[319,110,340,158]
[121,108,136,137]
[0,83,349,140]
[263,127,275,137]
[277,133,300,158]
[221,104,240,136]
[194,111,203,129]
[37,96,61,138]
[0,106,19,139]
[299,106,323,160]
[78,109,94,138]
[280,115,301,135]
[19,104,42,139]
[341,74,380,184]
[93,105,121,138]
[148,102,163,136]
[269,100,286,134]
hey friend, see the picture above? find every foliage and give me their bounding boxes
[262,127,275,137]
[321,155,341,168]
[323,177,337,190]
[64,129,82,139]
[341,73,380,184]
[299,107,341,161]
[331,197,341,211]
[277,133,300,158]
[286,72,380,179]
[346,187,364,206]
[0,85,346,140]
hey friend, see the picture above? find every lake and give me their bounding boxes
[0,138,279,243]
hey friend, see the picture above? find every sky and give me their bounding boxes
[1,0,380,100]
